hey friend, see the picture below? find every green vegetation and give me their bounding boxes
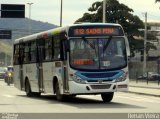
[0,42,12,56]
[0,42,12,66]
[155,0,160,2]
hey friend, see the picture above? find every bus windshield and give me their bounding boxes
[70,37,127,71]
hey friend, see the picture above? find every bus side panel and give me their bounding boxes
[42,61,65,95]
[13,65,21,90]
[42,62,55,93]
[23,64,39,92]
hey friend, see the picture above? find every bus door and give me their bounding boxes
[63,62,69,92]
[19,44,24,90]
[61,39,69,92]
[37,39,44,92]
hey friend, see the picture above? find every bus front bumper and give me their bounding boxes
[68,81,129,94]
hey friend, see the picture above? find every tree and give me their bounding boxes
[155,0,160,2]
[75,0,157,58]
[76,0,144,36]
[0,52,5,59]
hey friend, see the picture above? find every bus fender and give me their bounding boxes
[24,77,32,92]
[52,75,63,94]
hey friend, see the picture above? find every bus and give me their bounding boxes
[13,23,130,102]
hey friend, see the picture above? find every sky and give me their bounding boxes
[0,0,160,26]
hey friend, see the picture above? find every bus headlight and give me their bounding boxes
[116,72,128,82]
[70,74,86,84]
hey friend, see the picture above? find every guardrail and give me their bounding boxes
[135,72,160,85]
[135,78,160,85]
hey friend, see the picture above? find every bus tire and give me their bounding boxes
[34,92,41,97]
[25,80,33,97]
[70,94,76,97]
[7,78,10,86]
[101,92,114,103]
[55,81,64,101]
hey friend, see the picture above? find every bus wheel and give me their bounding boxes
[101,92,114,103]
[55,81,64,101]
[25,81,33,97]
[34,92,41,97]
[70,94,76,97]
[7,78,10,86]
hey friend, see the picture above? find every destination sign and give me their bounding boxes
[69,25,124,37]
[74,28,115,35]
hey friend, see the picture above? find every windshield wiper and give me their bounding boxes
[82,37,97,57]
[82,37,95,49]
[103,36,112,52]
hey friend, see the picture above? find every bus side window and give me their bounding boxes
[45,38,52,61]
[36,38,45,62]
[19,44,24,64]
[24,43,30,63]
[53,36,61,60]
[13,45,20,65]
[30,41,36,62]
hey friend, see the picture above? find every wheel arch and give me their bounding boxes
[52,76,58,94]
[24,77,30,91]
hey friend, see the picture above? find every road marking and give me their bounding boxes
[2,94,15,98]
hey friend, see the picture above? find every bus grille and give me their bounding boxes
[81,72,118,78]
[90,84,111,89]
[87,80,112,82]
[75,70,124,82]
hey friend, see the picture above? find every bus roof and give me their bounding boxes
[14,23,123,44]
[14,26,67,44]
[71,23,121,27]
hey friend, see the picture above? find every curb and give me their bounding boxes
[129,85,160,90]
[127,91,160,97]
[128,85,160,97]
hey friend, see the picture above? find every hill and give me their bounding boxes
[0,18,58,41]
[0,18,58,66]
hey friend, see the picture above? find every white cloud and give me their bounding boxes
[119,0,160,22]
[1,0,160,26]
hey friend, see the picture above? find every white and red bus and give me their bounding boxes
[13,23,130,102]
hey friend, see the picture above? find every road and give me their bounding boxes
[0,79,160,114]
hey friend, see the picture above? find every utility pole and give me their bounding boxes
[143,12,147,74]
[103,0,106,23]
[60,0,63,27]
[27,3,33,35]
[27,3,33,19]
